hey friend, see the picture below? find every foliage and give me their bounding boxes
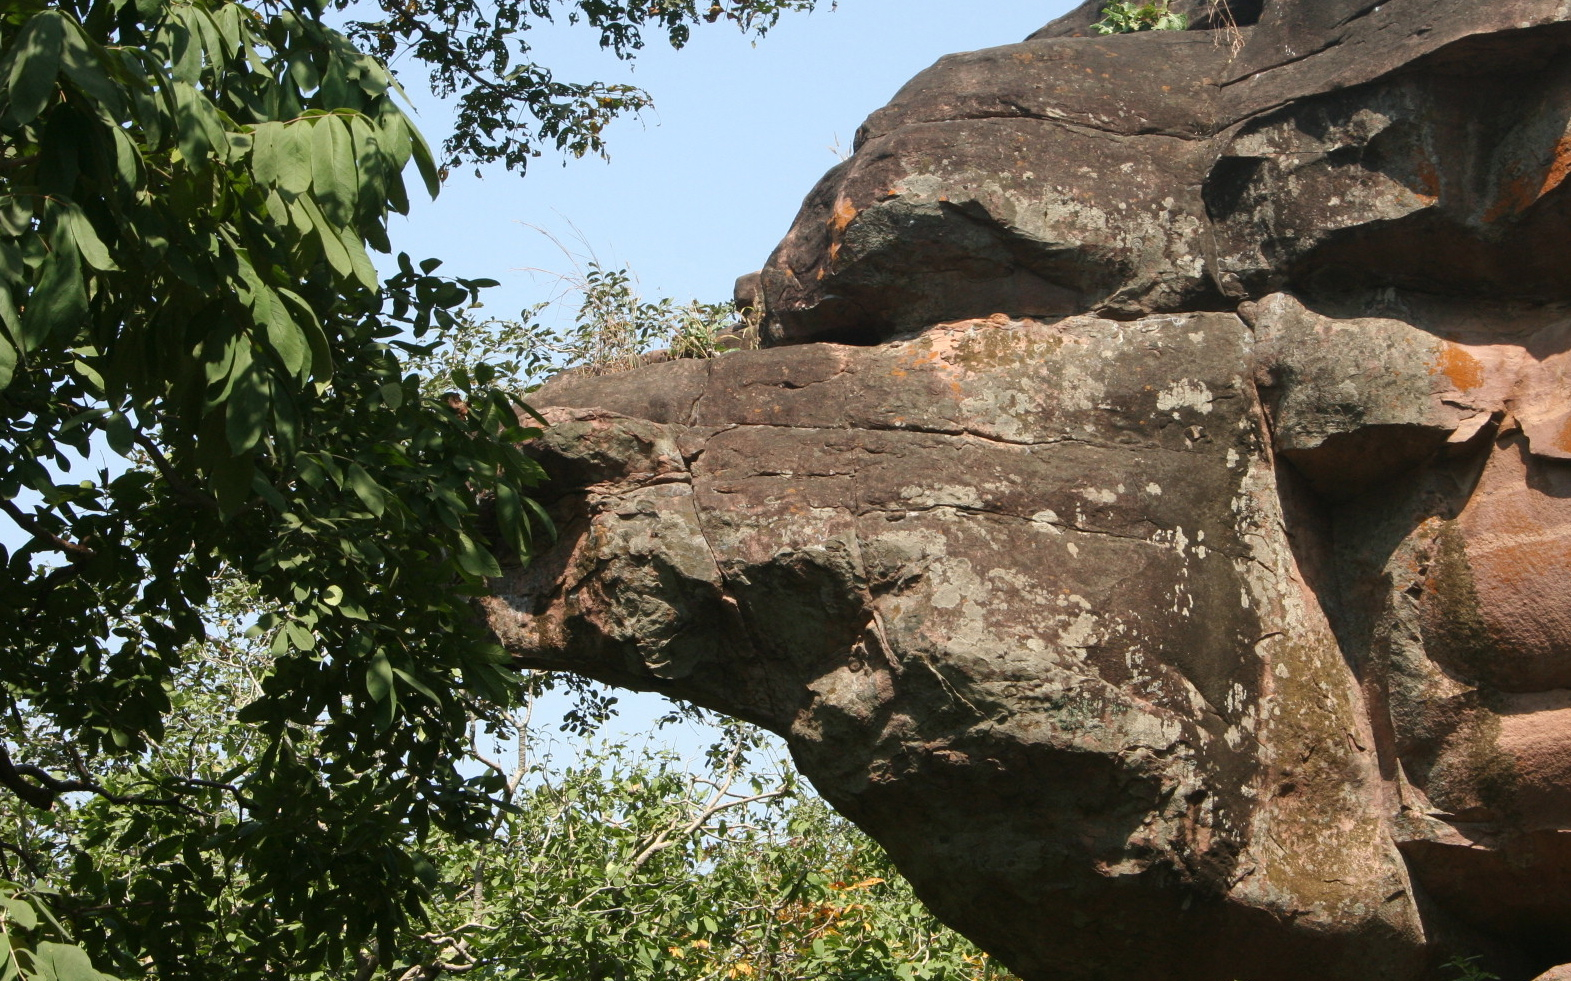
[437,739,1017,981]
[1,883,116,981]
[1,590,1015,980]
[0,0,821,976]
[400,258,746,407]
[1092,0,1188,33]
[511,260,745,384]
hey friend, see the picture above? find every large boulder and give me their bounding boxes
[484,2,1571,979]
[759,0,1571,345]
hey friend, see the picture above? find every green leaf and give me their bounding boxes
[345,462,387,517]
[250,121,283,187]
[275,121,313,196]
[210,451,253,517]
[284,621,315,651]
[2,895,39,932]
[339,224,378,292]
[0,198,29,238]
[366,650,394,703]
[172,81,214,170]
[392,668,441,704]
[104,411,133,457]
[408,120,442,200]
[311,114,357,226]
[296,193,352,279]
[4,10,64,128]
[19,224,85,351]
[454,531,502,579]
[62,205,116,272]
[287,50,319,93]
[31,941,107,981]
[260,291,309,379]
[0,328,15,391]
[224,361,270,456]
[109,125,143,192]
[58,20,123,118]
[277,288,331,381]
[493,482,530,558]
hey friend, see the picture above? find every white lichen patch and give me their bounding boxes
[1030,509,1064,535]
[1156,378,1215,416]
[1056,611,1102,652]
[1078,486,1119,504]
[899,483,985,509]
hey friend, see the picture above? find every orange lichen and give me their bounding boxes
[1483,171,1540,224]
[1539,135,1571,198]
[1557,416,1571,454]
[1435,343,1485,392]
[1483,138,1571,223]
[828,196,858,234]
[1413,158,1441,199]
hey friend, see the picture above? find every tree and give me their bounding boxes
[0,0,822,975]
[2,574,1015,979]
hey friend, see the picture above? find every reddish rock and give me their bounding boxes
[486,2,1571,979]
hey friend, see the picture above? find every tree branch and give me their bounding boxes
[0,499,95,558]
[0,741,203,815]
[0,839,44,881]
[129,431,219,513]
[0,741,89,809]
[626,737,787,874]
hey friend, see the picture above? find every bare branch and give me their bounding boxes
[627,735,787,873]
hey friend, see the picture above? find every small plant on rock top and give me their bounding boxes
[1093,0,1189,33]
[1443,956,1501,981]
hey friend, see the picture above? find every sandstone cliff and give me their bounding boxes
[482,2,1571,978]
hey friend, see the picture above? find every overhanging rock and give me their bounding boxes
[484,3,1571,978]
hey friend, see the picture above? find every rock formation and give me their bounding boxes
[482,2,1571,978]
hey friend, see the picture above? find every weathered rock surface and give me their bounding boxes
[760,0,1571,345]
[484,2,1571,979]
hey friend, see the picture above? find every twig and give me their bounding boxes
[354,950,380,981]
[1208,0,1244,53]
[0,499,95,558]
[0,840,43,881]
[626,737,786,873]
[0,741,200,815]
[0,741,86,809]
[129,431,219,513]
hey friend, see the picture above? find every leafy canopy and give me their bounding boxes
[0,0,824,975]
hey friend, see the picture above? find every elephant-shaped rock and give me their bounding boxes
[484,2,1571,978]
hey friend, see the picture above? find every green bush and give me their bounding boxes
[1093,1,1189,33]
